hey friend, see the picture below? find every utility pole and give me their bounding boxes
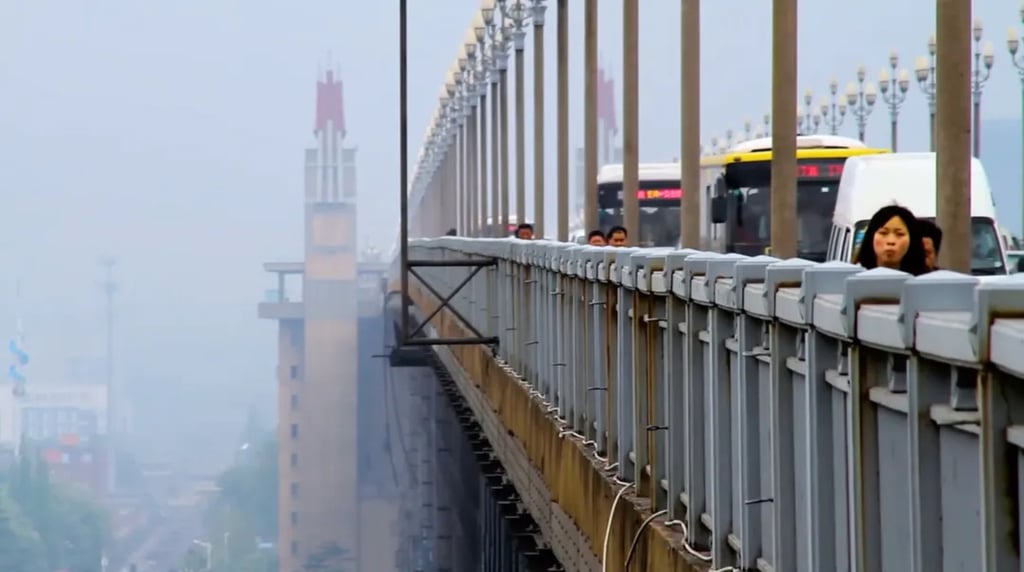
[100,257,117,494]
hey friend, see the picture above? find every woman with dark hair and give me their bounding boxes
[854,204,929,276]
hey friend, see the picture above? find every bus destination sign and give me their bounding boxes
[614,188,683,200]
[797,161,844,179]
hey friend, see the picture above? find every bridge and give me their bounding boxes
[256,0,1024,570]
[383,0,1023,570]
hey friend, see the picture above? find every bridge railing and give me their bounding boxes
[401,237,1024,572]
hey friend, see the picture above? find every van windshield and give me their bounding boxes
[852,216,1006,275]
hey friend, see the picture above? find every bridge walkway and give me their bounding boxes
[394,236,1024,572]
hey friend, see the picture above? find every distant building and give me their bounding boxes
[0,384,109,496]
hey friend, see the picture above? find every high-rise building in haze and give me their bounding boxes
[259,68,360,572]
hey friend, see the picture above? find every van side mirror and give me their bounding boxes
[710,196,727,224]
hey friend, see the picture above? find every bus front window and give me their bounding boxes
[598,206,681,247]
[796,182,839,261]
[725,183,837,261]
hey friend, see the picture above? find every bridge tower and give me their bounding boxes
[260,67,360,572]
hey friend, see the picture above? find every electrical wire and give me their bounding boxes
[664,519,713,562]
[623,508,667,569]
[601,481,635,572]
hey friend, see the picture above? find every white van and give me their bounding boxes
[827,153,1009,275]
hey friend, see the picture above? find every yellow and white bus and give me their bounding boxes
[700,134,888,260]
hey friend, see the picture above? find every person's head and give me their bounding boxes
[855,204,928,275]
[587,230,606,246]
[445,228,457,236]
[607,225,627,246]
[515,223,534,240]
[918,219,943,270]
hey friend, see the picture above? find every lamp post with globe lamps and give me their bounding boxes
[455,55,471,234]
[878,51,910,151]
[529,0,548,238]
[481,6,506,234]
[497,0,530,227]
[819,78,847,136]
[491,16,513,231]
[799,89,820,134]
[914,35,937,150]
[971,20,995,158]
[846,66,877,142]
[472,15,490,236]
[1008,10,1024,234]
[463,31,481,236]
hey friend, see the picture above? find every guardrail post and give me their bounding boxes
[844,268,912,572]
[707,254,746,566]
[801,262,861,570]
[731,256,779,568]
[682,252,715,549]
[615,248,640,482]
[764,258,814,572]
[631,252,653,492]
[899,272,978,571]
[975,278,1024,572]
[664,250,698,524]
[590,252,612,453]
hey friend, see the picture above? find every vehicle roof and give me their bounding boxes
[700,134,887,167]
[597,162,680,184]
[833,152,996,226]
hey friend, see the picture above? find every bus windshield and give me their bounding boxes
[853,216,1007,275]
[596,179,683,246]
[598,206,681,246]
[726,182,838,260]
[721,156,849,261]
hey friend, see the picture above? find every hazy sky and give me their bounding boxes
[0,1,1021,459]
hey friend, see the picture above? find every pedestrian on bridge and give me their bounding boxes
[607,225,627,246]
[918,218,943,271]
[854,204,929,276]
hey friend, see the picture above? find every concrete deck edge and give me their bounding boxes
[407,285,711,572]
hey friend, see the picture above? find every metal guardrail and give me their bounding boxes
[400,236,1024,572]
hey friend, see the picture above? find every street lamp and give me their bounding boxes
[914,35,937,150]
[1008,6,1024,236]
[820,78,847,136]
[481,3,504,235]
[444,74,459,233]
[454,56,469,234]
[879,50,910,151]
[846,65,876,142]
[498,0,530,226]
[530,0,548,237]
[473,10,491,236]
[971,19,995,158]
[490,9,513,231]
[798,89,819,134]
[744,119,753,141]
[463,28,481,236]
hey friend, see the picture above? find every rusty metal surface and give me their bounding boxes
[408,284,710,572]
